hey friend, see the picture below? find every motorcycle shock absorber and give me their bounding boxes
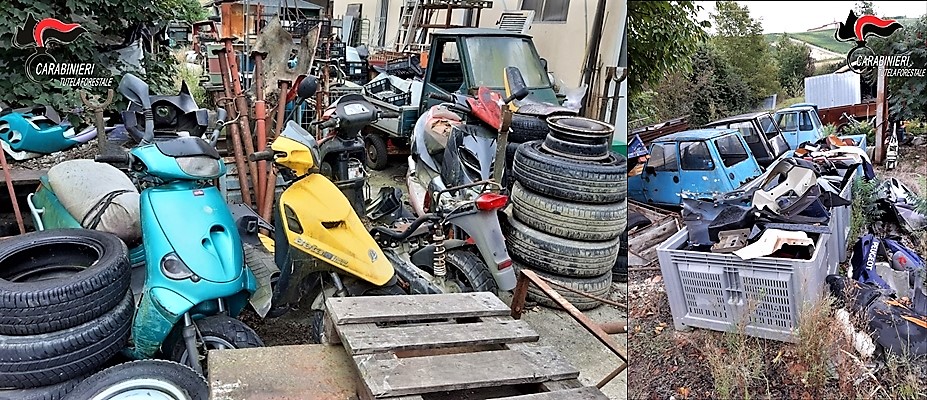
[431,222,447,280]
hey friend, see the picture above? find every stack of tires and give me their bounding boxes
[0,229,134,400]
[504,116,627,310]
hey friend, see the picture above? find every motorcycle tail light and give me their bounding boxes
[497,259,513,270]
[475,193,508,211]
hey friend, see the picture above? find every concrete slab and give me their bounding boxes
[208,344,359,400]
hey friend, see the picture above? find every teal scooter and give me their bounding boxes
[26,74,263,375]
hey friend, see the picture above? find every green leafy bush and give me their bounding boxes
[844,120,876,146]
[820,123,838,137]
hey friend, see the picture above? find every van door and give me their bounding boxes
[712,133,762,190]
[641,142,680,206]
[677,140,725,200]
[728,121,772,167]
[758,113,788,159]
[775,111,800,149]
[798,110,823,145]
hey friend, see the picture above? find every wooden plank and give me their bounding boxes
[327,292,509,325]
[338,318,539,355]
[538,379,584,391]
[494,387,609,400]
[354,343,579,398]
[8,168,45,185]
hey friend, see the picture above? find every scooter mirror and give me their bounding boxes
[297,76,319,100]
[118,73,152,109]
[503,67,530,102]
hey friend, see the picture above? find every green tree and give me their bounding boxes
[684,42,753,125]
[628,1,709,98]
[711,1,780,102]
[855,0,875,16]
[0,0,205,113]
[868,14,927,121]
[774,34,815,97]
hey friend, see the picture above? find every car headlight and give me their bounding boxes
[161,252,199,281]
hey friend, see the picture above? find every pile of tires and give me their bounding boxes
[65,360,209,400]
[0,229,134,400]
[504,116,627,310]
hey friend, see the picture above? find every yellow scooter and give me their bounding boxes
[243,111,402,336]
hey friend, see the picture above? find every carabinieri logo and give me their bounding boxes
[13,14,112,87]
[834,11,923,77]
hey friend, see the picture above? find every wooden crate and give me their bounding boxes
[326,292,610,400]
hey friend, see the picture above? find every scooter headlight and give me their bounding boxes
[161,252,199,281]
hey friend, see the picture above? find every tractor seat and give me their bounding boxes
[47,159,142,244]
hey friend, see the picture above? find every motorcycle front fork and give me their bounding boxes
[180,298,227,376]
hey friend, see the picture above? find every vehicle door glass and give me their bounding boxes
[428,39,464,93]
[680,141,713,171]
[758,115,780,139]
[714,134,749,167]
[648,142,678,172]
[776,113,798,131]
[799,111,813,131]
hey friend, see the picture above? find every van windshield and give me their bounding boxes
[465,37,551,89]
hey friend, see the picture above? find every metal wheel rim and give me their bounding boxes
[366,141,379,161]
[89,378,191,400]
[179,335,235,367]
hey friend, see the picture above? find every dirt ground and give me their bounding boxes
[626,144,927,399]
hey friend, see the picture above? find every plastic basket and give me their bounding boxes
[657,225,835,343]
[364,79,411,106]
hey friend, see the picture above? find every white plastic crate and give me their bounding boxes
[657,227,835,342]
[827,167,857,264]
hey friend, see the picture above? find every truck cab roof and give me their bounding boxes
[432,28,532,39]
[656,128,740,143]
[704,111,773,126]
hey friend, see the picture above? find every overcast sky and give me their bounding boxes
[695,1,926,34]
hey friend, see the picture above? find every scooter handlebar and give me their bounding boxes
[427,92,455,103]
[249,150,276,162]
[317,118,339,129]
[379,111,401,119]
[95,154,130,164]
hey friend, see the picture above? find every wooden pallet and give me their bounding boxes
[326,292,610,400]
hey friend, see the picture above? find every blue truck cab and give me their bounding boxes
[774,103,828,149]
[628,129,763,207]
[703,111,789,169]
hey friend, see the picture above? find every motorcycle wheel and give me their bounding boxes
[304,274,405,344]
[419,249,498,295]
[167,315,264,374]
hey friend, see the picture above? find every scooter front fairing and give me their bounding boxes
[127,183,256,359]
[277,174,394,286]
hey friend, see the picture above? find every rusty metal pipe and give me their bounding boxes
[600,322,627,334]
[0,153,24,235]
[214,48,253,207]
[511,269,628,389]
[261,79,291,223]
[221,38,260,206]
[252,52,268,210]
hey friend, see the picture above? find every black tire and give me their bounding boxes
[511,182,627,241]
[508,114,549,144]
[0,229,131,335]
[541,133,610,161]
[502,142,520,191]
[613,232,628,283]
[627,211,652,232]
[167,315,264,372]
[365,134,389,170]
[513,141,627,204]
[0,291,133,388]
[303,274,405,344]
[503,213,619,277]
[0,376,82,400]
[65,360,208,400]
[516,264,611,311]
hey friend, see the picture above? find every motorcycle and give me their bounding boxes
[0,104,94,160]
[312,90,399,217]
[27,74,263,375]
[394,68,530,293]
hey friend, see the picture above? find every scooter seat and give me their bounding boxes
[47,160,142,244]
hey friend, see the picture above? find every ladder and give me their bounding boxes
[392,0,423,52]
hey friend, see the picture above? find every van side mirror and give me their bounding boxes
[503,66,530,103]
